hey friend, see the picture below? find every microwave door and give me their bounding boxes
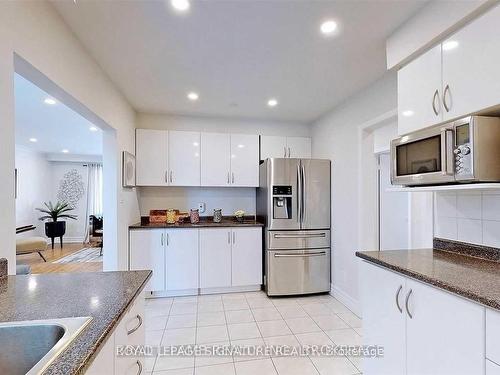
[300,159,331,230]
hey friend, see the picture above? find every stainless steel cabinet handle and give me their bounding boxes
[274,251,326,258]
[273,233,326,238]
[284,146,287,157]
[405,289,413,319]
[127,314,143,335]
[228,231,231,244]
[395,285,403,313]
[166,233,169,246]
[443,84,451,112]
[232,172,235,184]
[161,233,164,246]
[135,360,143,375]
[432,89,439,116]
[288,147,291,158]
[227,172,230,184]
[165,170,168,183]
[169,170,173,183]
[232,231,235,244]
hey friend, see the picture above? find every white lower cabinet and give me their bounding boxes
[86,295,145,375]
[360,260,485,375]
[487,360,500,375]
[231,227,262,286]
[487,309,500,367]
[200,228,232,288]
[129,229,165,292]
[166,229,199,292]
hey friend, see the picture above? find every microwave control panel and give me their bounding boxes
[454,123,473,179]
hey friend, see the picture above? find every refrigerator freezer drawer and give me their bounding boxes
[266,249,331,296]
[267,230,330,250]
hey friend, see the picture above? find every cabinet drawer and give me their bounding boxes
[487,309,500,364]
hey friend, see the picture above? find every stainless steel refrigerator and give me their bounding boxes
[257,158,331,296]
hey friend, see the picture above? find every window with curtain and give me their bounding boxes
[84,163,103,241]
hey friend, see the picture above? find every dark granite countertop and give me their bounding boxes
[130,216,264,229]
[0,270,151,375]
[356,247,500,311]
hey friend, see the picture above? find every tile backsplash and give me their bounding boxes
[434,191,500,247]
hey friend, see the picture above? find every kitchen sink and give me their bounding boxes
[0,316,92,375]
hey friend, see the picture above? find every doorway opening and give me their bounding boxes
[13,61,116,274]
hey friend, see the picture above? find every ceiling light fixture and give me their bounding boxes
[442,40,459,51]
[29,138,38,143]
[187,92,199,101]
[267,98,278,107]
[320,20,338,35]
[171,0,190,12]
[89,126,98,132]
[44,97,57,105]
[61,149,69,153]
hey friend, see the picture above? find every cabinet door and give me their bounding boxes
[230,134,259,187]
[199,229,232,288]
[85,333,115,375]
[398,45,442,135]
[359,260,406,375]
[487,308,500,366]
[286,137,311,158]
[442,5,500,120]
[231,227,262,286]
[168,131,200,186]
[406,278,485,375]
[166,229,199,291]
[487,360,500,375]
[260,135,287,160]
[201,132,230,186]
[135,129,168,186]
[129,230,165,292]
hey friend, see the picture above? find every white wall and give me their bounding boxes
[135,113,310,218]
[15,147,51,237]
[435,191,500,247]
[0,1,139,273]
[311,72,398,312]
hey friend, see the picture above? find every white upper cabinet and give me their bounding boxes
[286,137,312,158]
[168,131,200,186]
[260,136,288,159]
[201,133,231,186]
[442,5,500,121]
[230,134,259,187]
[166,229,199,291]
[260,135,311,160]
[136,129,168,186]
[231,227,262,286]
[398,45,443,135]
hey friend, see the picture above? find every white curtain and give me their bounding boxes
[83,163,103,242]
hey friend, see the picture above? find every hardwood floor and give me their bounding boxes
[17,242,103,274]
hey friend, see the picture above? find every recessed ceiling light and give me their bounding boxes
[320,20,338,35]
[61,149,69,153]
[267,99,278,107]
[187,92,199,101]
[29,138,38,143]
[171,0,190,12]
[402,110,414,117]
[89,126,98,132]
[44,97,57,105]
[442,40,459,51]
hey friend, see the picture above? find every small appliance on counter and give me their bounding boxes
[257,158,331,296]
[391,115,500,186]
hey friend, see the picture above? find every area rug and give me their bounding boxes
[53,247,102,264]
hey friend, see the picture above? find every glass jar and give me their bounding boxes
[166,209,177,224]
[190,208,200,224]
[213,208,222,223]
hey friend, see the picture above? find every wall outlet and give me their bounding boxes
[198,202,206,213]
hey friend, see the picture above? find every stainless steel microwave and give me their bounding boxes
[391,116,500,186]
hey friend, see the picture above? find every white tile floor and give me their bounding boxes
[144,292,362,375]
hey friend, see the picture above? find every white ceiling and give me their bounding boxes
[15,74,102,155]
[53,0,426,123]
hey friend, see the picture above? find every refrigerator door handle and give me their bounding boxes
[273,233,326,239]
[297,164,302,224]
[301,163,306,226]
[273,251,327,258]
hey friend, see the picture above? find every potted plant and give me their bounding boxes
[36,201,77,249]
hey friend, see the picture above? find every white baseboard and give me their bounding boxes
[330,283,361,317]
[51,236,85,244]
